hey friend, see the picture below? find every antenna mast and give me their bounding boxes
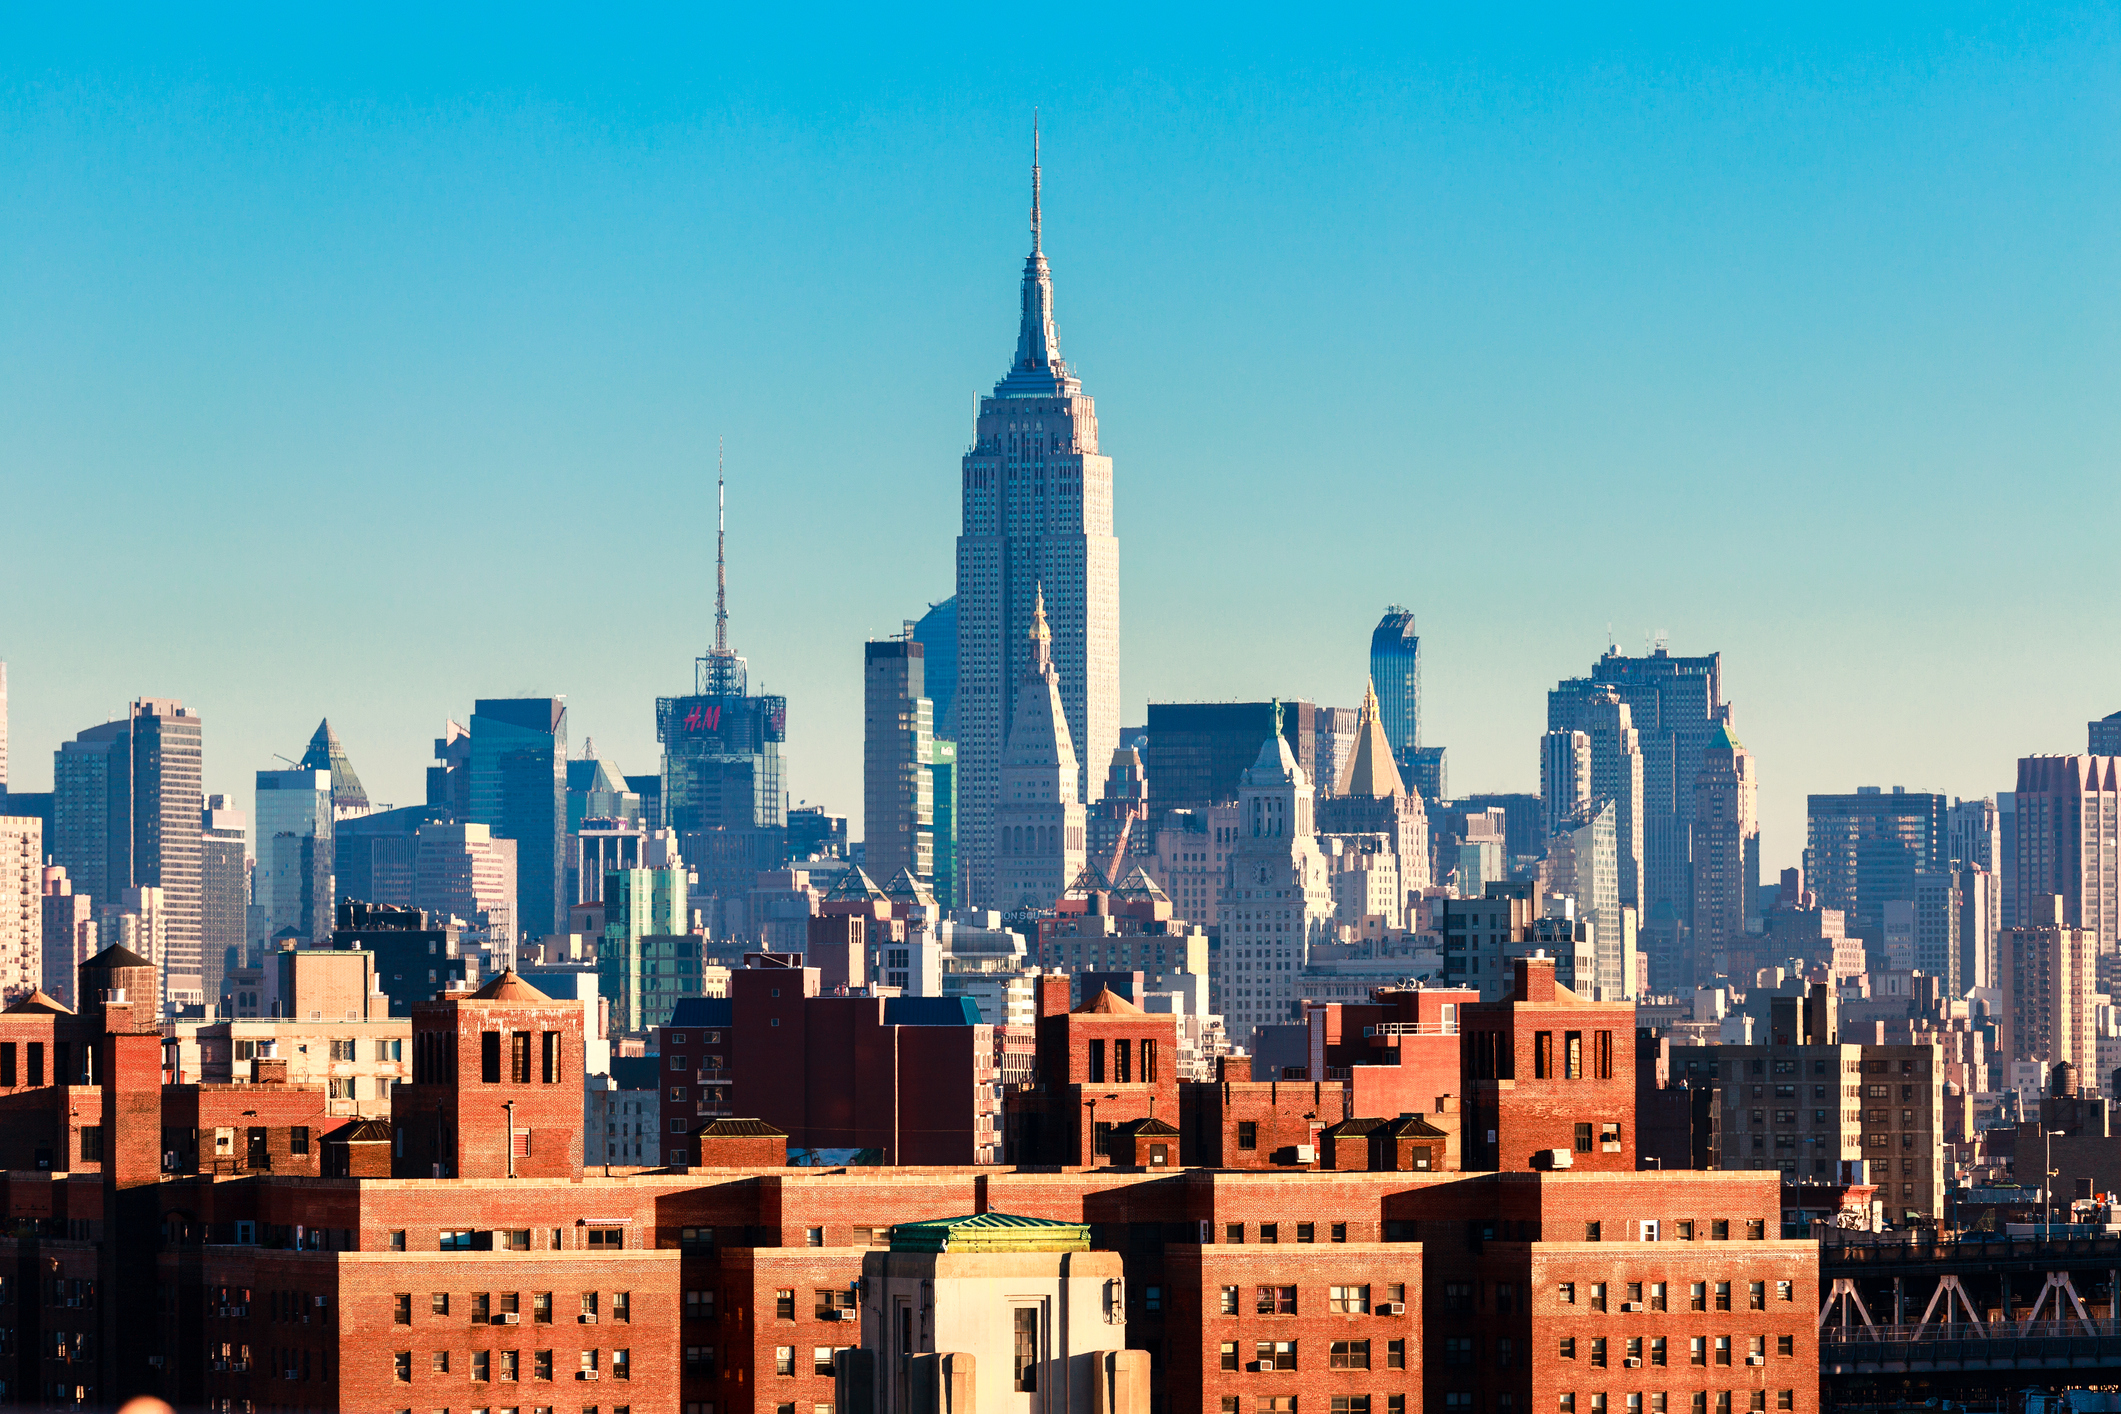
[1031,109,1042,254]
[715,437,728,656]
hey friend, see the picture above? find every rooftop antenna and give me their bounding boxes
[1030,109,1042,255]
[715,437,728,657]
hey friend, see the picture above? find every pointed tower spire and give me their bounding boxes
[1031,109,1042,256]
[1005,116,1069,391]
[1027,583,1054,677]
[715,436,728,657]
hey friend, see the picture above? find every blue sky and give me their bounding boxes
[3,5,2117,872]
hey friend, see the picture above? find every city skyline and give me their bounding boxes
[6,8,2120,875]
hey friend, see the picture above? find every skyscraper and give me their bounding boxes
[913,597,959,743]
[1546,682,1646,913]
[1369,607,1421,769]
[1538,729,1592,840]
[2091,712,2121,756]
[469,697,568,943]
[298,718,372,820]
[927,738,959,909]
[52,698,205,1007]
[254,768,333,951]
[1220,715,1335,1044]
[39,866,95,1010]
[660,463,787,926]
[200,794,248,1000]
[1689,713,1759,987]
[1947,796,2000,874]
[1803,786,1948,957]
[955,130,1120,906]
[863,634,934,886]
[1316,682,1432,898]
[2011,755,2121,982]
[994,590,1085,911]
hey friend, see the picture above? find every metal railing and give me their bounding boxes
[1364,1022,1459,1038]
[1825,1319,2121,1344]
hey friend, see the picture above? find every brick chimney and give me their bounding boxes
[1037,973,1073,1020]
[1514,955,1558,1004]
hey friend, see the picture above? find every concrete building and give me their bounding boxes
[1547,680,1647,917]
[1145,699,1319,821]
[955,139,1120,906]
[1146,802,1239,928]
[254,766,333,952]
[1317,682,1432,901]
[994,590,1086,911]
[0,814,39,1003]
[39,866,95,1011]
[1220,722,1335,1044]
[862,634,934,887]
[411,820,517,962]
[2011,755,2121,984]
[52,698,205,1009]
[2092,711,2121,756]
[1999,895,2101,1073]
[1540,727,1592,840]
[1690,714,1760,988]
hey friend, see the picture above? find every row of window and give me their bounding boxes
[393,1292,629,1323]
[1221,1339,1407,1371]
[388,1407,631,1414]
[392,1349,628,1381]
[1558,1280,1796,1310]
[1560,1391,1797,1413]
[1219,1221,1359,1240]
[771,1345,855,1375]
[380,1227,626,1252]
[1217,1284,1408,1315]
[1559,1334,1796,1364]
[1217,1398,1404,1413]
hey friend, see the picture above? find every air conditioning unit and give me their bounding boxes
[1378,1302,1406,1316]
[1621,1301,1642,1311]
[1543,1148,1574,1170]
[1625,1358,1642,1368]
[579,1370,600,1381]
[496,1313,520,1324]
[1747,1355,1765,1366]
[580,1314,599,1324]
[834,1309,858,1321]
[1295,1145,1316,1163]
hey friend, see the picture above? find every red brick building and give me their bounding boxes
[1465,957,1636,1173]
[392,970,587,1179]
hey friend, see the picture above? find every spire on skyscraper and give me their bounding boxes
[697,438,748,697]
[1031,110,1042,256]
[1005,117,1070,393]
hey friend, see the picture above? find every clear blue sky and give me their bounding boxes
[4,5,2117,873]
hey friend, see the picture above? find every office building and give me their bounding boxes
[1084,745,1150,883]
[2093,711,2121,756]
[0,814,38,1001]
[600,833,691,1034]
[1145,699,1319,820]
[329,901,479,1018]
[927,737,959,909]
[1316,681,1432,897]
[411,821,517,961]
[1912,870,1963,995]
[1547,679,1647,913]
[1219,718,1334,1042]
[297,717,371,820]
[38,866,95,1010]
[467,696,568,942]
[1949,795,2000,873]
[1369,606,1422,771]
[1311,704,1360,800]
[1690,713,1759,987]
[994,591,1086,911]
[1957,864,1999,992]
[1539,728,1591,840]
[2010,755,2121,977]
[788,805,849,862]
[863,634,934,886]
[912,594,958,741]
[52,698,205,1007]
[1803,786,1948,955]
[659,631,787,921]
[1539,800,1622,996]
[564,751,638,835]
[254,767,333,952]
[1999,895,2100,1072]
[955,140,1120,907]
[334,802,447,909]
[200,795,247,999]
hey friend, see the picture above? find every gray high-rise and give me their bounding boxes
[863,635,934,886]
[200,795,248,1001]
[469,697,568,941]
[52,698,205,1005]
[955,133,1120,906]
[1546,681,1646,913]
[1804,786,1949,954]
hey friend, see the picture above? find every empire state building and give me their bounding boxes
[955,131,1120,908]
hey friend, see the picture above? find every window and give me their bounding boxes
[1440,1337,1469,1366]
[441,1231,474,1251]
[1334,1399,1372,1414]
[1690,1337,1705,1366]
[1536,1031,1554,1077]
[1219,1286,1240,1315]
[1574,1121,1593,1153]
[1332,1339,1373,1368]
[432,1293,451,1317]
[432,1352,450,1374]
[1589,1283,1606,1312]
[1777,1335,1793,1357]
[500,1349,519,1381]
[1220,1341,1239,1371]
[502,1229,531,1251]
[1590,1338,1607,1368]
[1387,1338,1405,1369]
[535,1350,553,1381]
[582,1292,599,1320]
[1226,1224,1245,1244]
[1676,1220,1695,1240]
[1558,1283,1576,1305]
[394,1351,411,1383]
[772,1345,794,1376]
[1087,1040,1105,1083]
[1296,1223,1314,1243]
[613,1292,630,1322]
[1560,1338,1576,1359]
[1012,1309,1038,1392]
[1715,1282,1731,1311]
[1566,1031,1583,1078]
[1331,1223,1347,1243]
[1690,1282,1706,1312]
[1254,1341,1296,1371]
[1143,1287,1161,1312]
[1330,1286,1370,1314]
[472,1292,491,1323]
[1256,1286,1296,1315]
[1496,1283,1515,1313]
[290,1127,309,1155]
[471,1350,491,1382]
[1237,1122,1257,1151]
[534,1291,552,1323]
[1711,1219,1729,1240]
[1561,1398,1575,1414]
[613,1348,629,1381]
[805,1228,824,1249]
[1715,1336,1732,1366]
[390,1230,406,1251]
[481,1031,501,1083]
[1778,1396,1793,1411]
[1746,1219,1765,1240]
[587,1228,623,1249]
[1650,1336,1666,1366]
[1650,1282,1666,1312]
[1750,1281,1765,1310]
[1626,1337,1641,1365]
[775,1289,795,1320]
[394,1294,411,1325]
[1260,1224,1278,1244]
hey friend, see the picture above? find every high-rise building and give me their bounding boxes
[1538,729,1591,840]
[1547,682,1647,913]
[52,698,205,1008]
[412,821,518,961]
[2092,712,2121,756]
[1219,715,1335,1044]
[39,866,95,1010]
[0,813,39,1001]
[955,134,1120,906]
[469,697,568,942]
[298,718,371,821]
[863,635,934,886]
[2010,756,2121,982]
[913,596,959,743]
[660,468,788,922]
[599,833,691,1034]
[1538,800,1622,999]
[1316,682,1431,899]
[1803,786,1949,955]
[1948,796,2000,873]
[254,768,333,952]
[1085,746,1150,883]
[927,738,959,909]
[1407,747,1448,805]
[1912,870,1962,996]
[200,795,248,1001]
[0,659,8,794]
[1999,894,2100,1070]
[1145,701,1320,820]
[1369,607,1421,771]
[1957,864,1999,992]
[994,591,1086,912]
[1690,713,1759,988]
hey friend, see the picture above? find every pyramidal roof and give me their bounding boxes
[1245,708,1303,787]
[826,866,887,902]
[1337,680,1407,800]
[300,719,371,814]
[1708,717,1744,752]
[3,989,74,1016]
[1073,986,1143,1016]
[882,868,936,906]
[1113,865,1169,904]
[467,970,552,1003]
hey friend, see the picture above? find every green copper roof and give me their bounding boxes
[1708,720,1743,751]
[888,1212,1091,1254]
